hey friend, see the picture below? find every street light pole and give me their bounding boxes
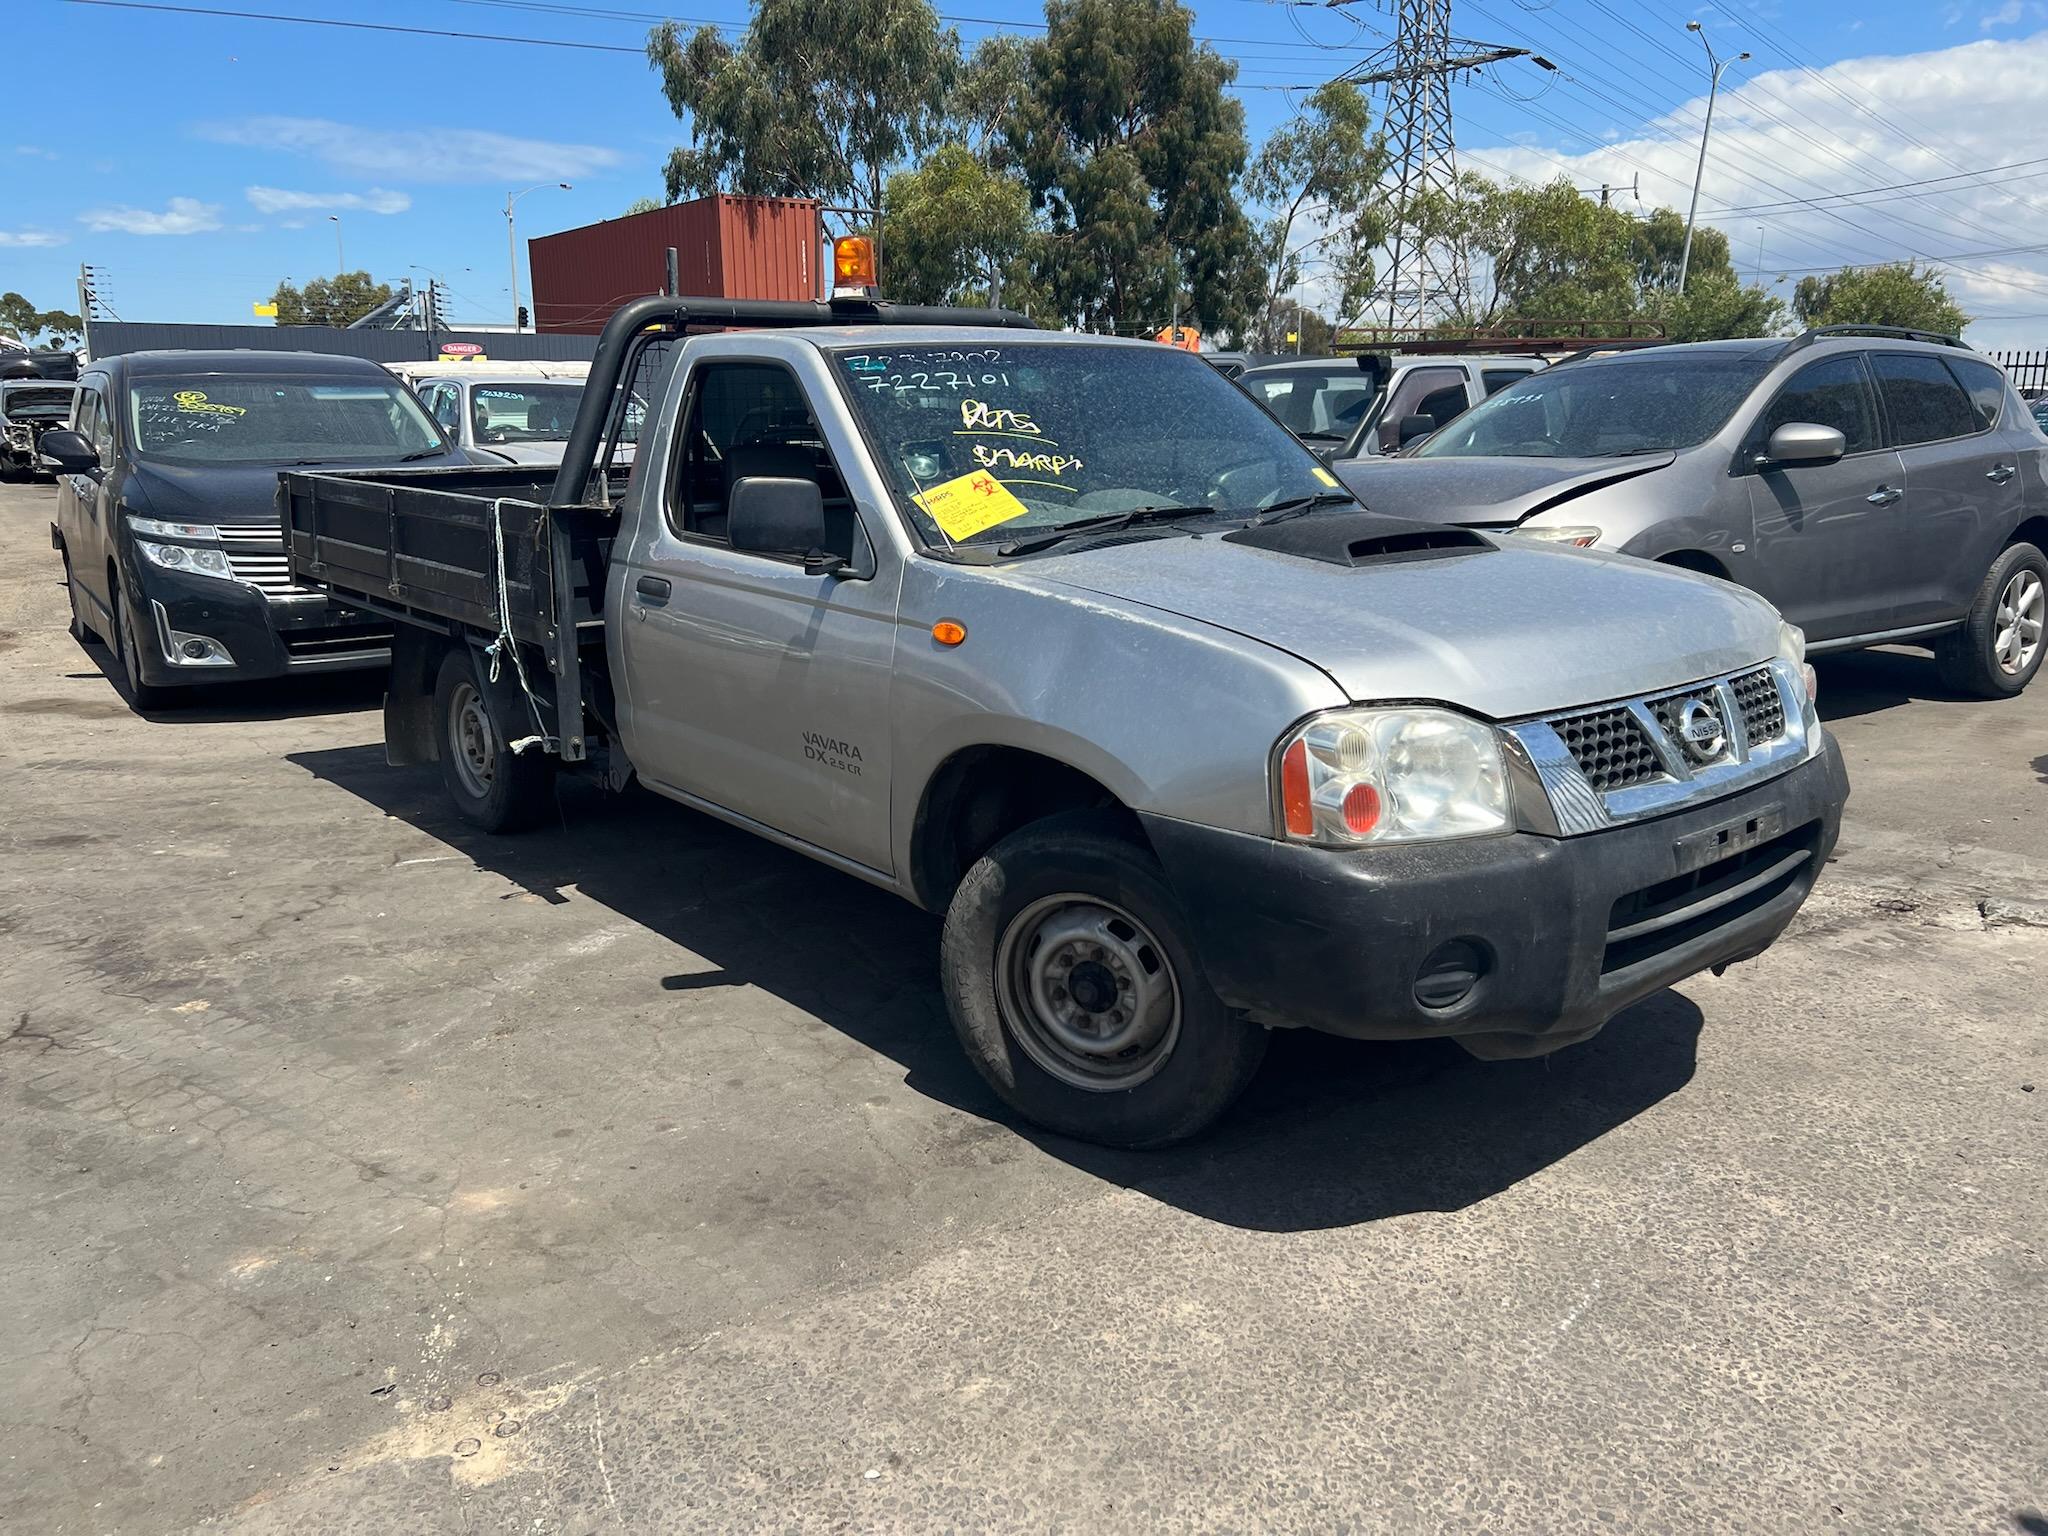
[504,182,572,331]
[328,214,343,275]
[1679,21,1749,296]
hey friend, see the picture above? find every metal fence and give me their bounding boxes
[1989,349,2048,394]
[85,320,601,365]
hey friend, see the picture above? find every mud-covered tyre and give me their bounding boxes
[939,810,1267,1148]
[432,647,555,833]
[1936,541,2046,698]
[112,583,177,712]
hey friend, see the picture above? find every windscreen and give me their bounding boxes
[1,385,78,420]
[833,342,1342,547]
[468,382,585,444]
[1415,352,1772,459]
[128,375,446,464]
[1239,364,1378,442]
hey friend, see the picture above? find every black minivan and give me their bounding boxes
[44,350,470,709]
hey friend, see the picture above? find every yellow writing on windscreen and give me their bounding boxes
[914,469,1031,541]
[1311,465,1340,487]
[171,390,248,417]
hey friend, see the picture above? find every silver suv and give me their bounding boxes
[1241,353,1544,458]
[1334,327,2048,697]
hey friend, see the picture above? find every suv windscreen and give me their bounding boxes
[468,382,584,444]
[1416,353,1773,459]
[833,342,1343,548]
[1240,363,1378,442]
[128,375,446,464]
[1,384,78,420]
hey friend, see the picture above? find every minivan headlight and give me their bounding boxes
[1276,707,1511,845]
[135,539,235,579]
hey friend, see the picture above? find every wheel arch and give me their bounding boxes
[1654,548,1733,580]
[909,744,1141,912]
[2008,513,2048,556]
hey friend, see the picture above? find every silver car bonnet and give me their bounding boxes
[1014,531,1780,721]
[1333,452,1674,527]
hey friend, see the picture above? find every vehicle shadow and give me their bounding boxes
[1813,646,1957,721]
[70,632,386,723]
[289,745,1704,1233]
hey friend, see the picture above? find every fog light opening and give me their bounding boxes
[1414,938,1488,1011]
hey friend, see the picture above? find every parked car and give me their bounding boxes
[1241,354,1545,459]
[42,349,472,709]
[283,291,1847,1147]
[1,378,79,479]
[1333,326,2048,697]
[399,364,608,468]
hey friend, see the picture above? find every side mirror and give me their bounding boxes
[1396,413,1437,448]
[728,476,841,573]
[1760,421,1846,467]
[38,428,99,475]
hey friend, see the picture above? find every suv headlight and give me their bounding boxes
[1277,707,1511,845]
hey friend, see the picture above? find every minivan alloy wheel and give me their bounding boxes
[995,893,1182,1091]
[1996,568,2044,676]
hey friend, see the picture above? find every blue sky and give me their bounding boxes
[6,0,2047,345]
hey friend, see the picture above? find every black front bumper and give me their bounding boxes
[1143,733,1848,1058]
[130,564,391,687]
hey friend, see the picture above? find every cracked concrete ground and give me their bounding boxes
[0,477,2042,1533]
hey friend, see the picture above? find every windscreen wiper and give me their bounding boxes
[397,446,448,462]
[996,504,1213,557]
[1243,490,1357,527]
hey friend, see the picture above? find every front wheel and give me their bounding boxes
[61,549,97,642]
[432,647,556,833]
[940,811,1267,1147]
[1936,541,2046,697]
[113,583,178,712]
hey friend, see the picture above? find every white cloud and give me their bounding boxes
[0,230,67,248]
[195,116,621,185]
[245,186,412,215]
[14,145,59,160]
[79,197,224,236]
[1459,31,2048,347]
[1981,0,2025,28]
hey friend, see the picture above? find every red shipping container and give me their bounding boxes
[528,195,822,334]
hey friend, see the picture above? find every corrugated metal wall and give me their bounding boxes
[86,321,598,363]
[529,195,821,334]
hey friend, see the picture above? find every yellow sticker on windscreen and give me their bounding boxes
[915,469,1031,541]
[1311,465,1340,487]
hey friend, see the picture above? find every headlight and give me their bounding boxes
[1277,707,1511,845]
[136,539,235,579]
[1511,524,1602,548]
[128,516,220,539]
[1777,618,1817,703]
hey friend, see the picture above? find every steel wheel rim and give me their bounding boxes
[1994,569,2044,676]
[994,893,1182,1091]
[448,680,497,799]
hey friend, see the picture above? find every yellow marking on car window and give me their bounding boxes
[914,469,1033,541]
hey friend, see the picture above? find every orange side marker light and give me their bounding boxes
[932,620,967,647]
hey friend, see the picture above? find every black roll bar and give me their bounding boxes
[547,294,1036,508]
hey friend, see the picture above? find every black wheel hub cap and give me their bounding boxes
[1067,960,1119,1014]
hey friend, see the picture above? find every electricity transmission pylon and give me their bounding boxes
[1337,0,1548,330]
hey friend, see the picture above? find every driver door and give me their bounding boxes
[611,353,903,876]
[1744,353,1905,643]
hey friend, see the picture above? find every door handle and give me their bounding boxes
[634,575,671,607]
[1987,463,2016,483]
[1866,485,1902,506]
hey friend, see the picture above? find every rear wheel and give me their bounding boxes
[112,582,177,712]
[940,811,1267,1147]
[432,647,555,833]
[1936,542,2046,697]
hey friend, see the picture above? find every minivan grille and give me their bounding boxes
[1552,707,1664,792]
[216,525,311,597]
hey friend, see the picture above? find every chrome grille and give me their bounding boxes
[1731,667,1785,745]
[1551,707,1664,792]
[216,525,311,596]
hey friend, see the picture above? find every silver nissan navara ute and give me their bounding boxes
[285,294,1851,1148]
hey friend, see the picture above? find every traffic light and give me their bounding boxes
[516,304,530,331]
